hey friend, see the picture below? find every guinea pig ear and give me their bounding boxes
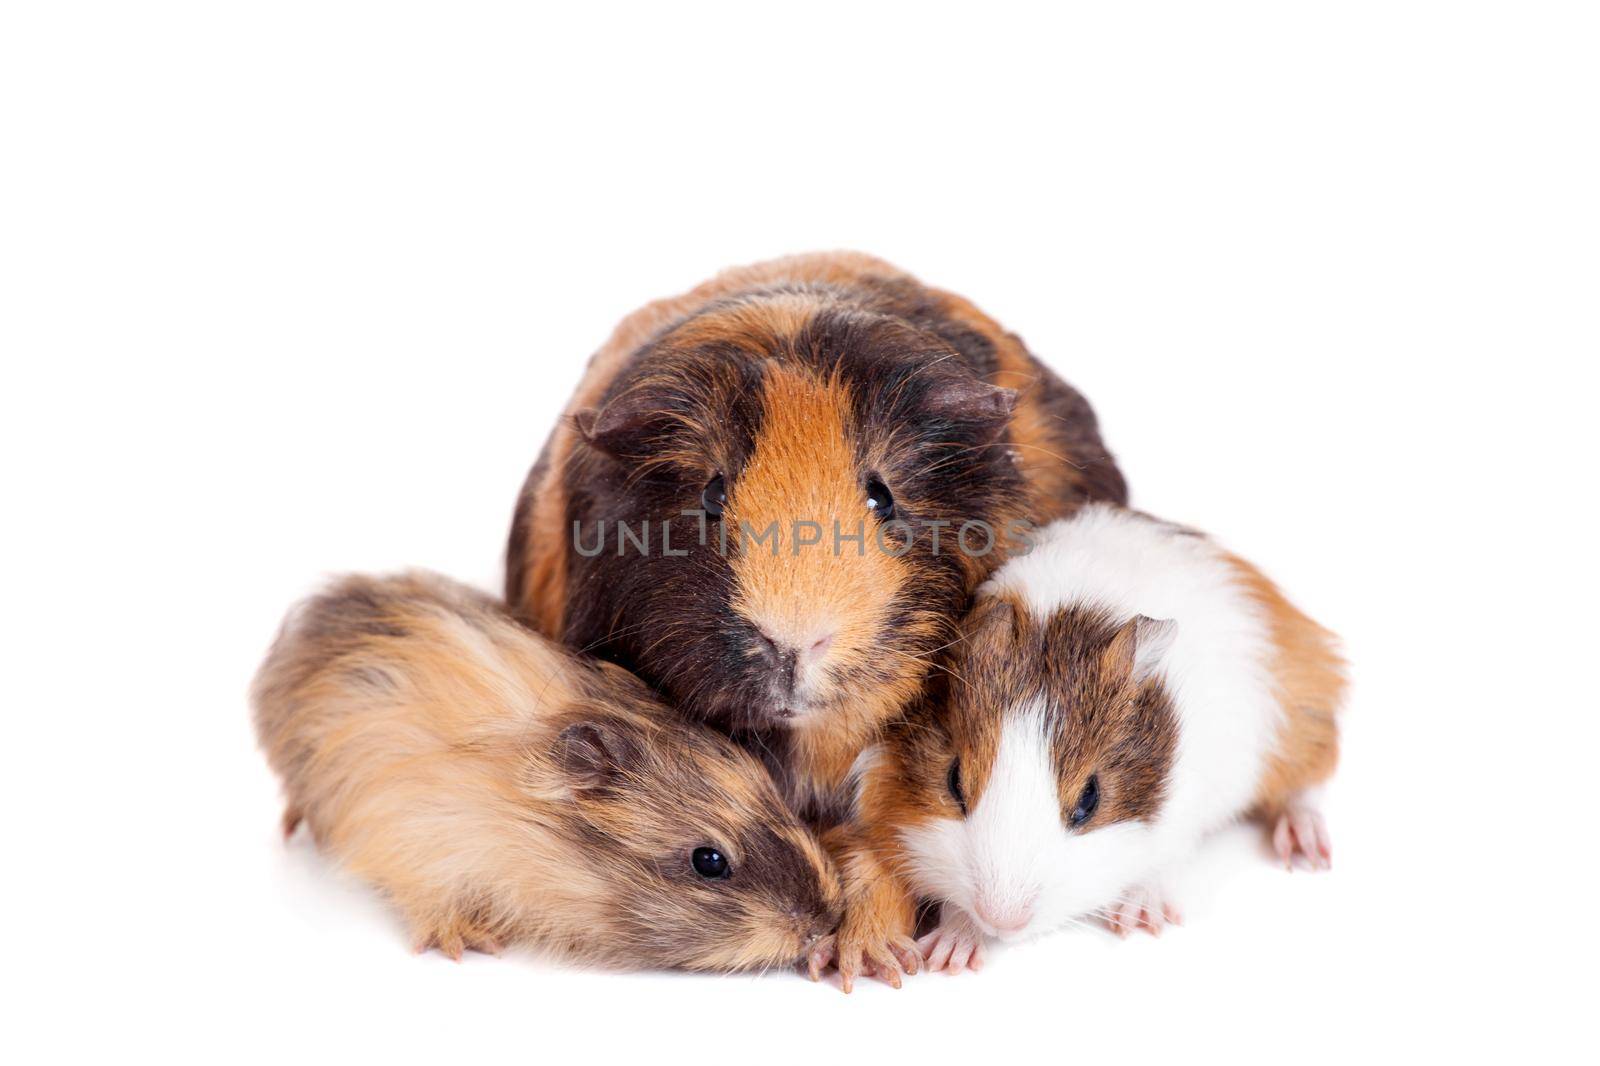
[1104,615,1178,684]
[556,719,643,789]
[572,389,668,460]
[919,376,1017,437]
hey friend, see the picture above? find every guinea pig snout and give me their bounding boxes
[973,894,1037,936]
[750,622,838,703]
[789,903,840,948]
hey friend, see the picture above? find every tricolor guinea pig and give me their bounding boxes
[851,504,1346,973]
[506,252,1126,813]
[251,572,842,972]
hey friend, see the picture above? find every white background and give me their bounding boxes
[5,2,1596,1062]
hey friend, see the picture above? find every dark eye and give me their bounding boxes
[1068,775,1100,827]
[947,758,967,815]
[701,474,726,518]
[691,846,730,879]
[866,477,894,520]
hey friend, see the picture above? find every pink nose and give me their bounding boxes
[975,900,1033,933]
[756,628,837,665]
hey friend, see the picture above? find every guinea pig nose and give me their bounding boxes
[755,630,799,687]
[801,913,837,943]
[806,631,835,661]
[976,899,1034,934]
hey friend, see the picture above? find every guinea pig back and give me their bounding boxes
[251,571,842,971]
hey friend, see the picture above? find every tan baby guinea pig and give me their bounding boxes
[251,571,843,971]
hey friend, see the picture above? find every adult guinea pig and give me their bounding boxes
[505,252,1127,815]
[251,571,842,971]
[839,504,1346,978]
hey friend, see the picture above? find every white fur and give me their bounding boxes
[903,503,1282,941]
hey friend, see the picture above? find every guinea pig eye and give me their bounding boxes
[866,477,894,520]
[701,474,726,518]
[691,845,730,879]
[1069,775,1100,827]
[947,758,967,815]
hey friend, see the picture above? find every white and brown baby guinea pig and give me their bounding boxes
[251,571,843,972]
[849,504,1347,972]
[505,251,1127,813]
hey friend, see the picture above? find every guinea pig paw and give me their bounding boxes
[824,931,917,992]
[916,913,985,974]
[804,935,836,983]
[1272,803,1332,872]
[885,935,923,977]
[845,945,905,992]
[411,915,502,962]
[1105,886,1180,938]
[413,932,466,961]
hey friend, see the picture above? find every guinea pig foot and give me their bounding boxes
[1271,802,1332,871]
[411,915,502,961]
[804,935,836,982]
[414,933,502,961]
[810,931,919,992]
[916,911,985,974]
[844,941,914,993]
[885,938,923,976]
[1104,886,1181,938]
[413,934,465,961]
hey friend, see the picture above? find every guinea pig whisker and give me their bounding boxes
[633,627,687,667]
[997,439,1088,471]
[572,619,655,658]
[920,658,975,692]
[743,726,779,767]
[913,632,969,661]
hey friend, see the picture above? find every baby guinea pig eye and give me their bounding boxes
[865,477,894,520]
[690,845,731,879]
[701,474,726,518]
[947,758,967,815]
[1068,775,1100,828]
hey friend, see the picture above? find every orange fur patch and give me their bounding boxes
[727,365,923,782]
[1227,553,1349,814]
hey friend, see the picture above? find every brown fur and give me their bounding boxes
[829,702,959,962]
[251,572,842,972]
[1228,553,1348,814]
[932,293,1126,511]
[504,252,1126,814]
[813,821,922,988]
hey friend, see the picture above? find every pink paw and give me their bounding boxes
[1272,802,1332,871]
[916,908,985,974]
[1104,884,1182,938]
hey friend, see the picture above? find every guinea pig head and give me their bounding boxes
[568,297,1028,751]
[898,595,1180,941]
[551,709,843,971]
